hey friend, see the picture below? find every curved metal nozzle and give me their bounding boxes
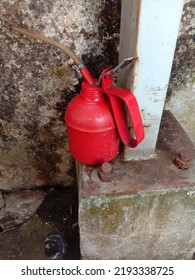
[105,57,134,77]
[96,57,135,86]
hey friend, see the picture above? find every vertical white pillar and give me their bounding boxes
[119,0,184,160]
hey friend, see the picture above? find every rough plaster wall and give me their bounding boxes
[166,0,195,143]
[0,0,121,191]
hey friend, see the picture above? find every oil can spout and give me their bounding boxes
[78,64,95,85]
[11,25,94,85]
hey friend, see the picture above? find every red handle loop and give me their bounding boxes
[101,68,144,148]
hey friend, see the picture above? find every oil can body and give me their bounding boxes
[65,81,119,165]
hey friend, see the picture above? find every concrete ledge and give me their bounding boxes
[79,187,195,259]
[77,111,195,259]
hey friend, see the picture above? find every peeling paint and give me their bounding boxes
[187,190,195,197]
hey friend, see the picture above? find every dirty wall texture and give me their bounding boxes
[0,0,121,191]
[79,186,195,259]
[166,0,195,143]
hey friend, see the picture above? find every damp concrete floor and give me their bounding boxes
[0,187,80,260]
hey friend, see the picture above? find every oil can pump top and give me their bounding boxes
[11,26,144,165]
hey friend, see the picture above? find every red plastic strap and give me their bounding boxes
[101,68,144,148]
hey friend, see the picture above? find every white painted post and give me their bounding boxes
[119,0,184,160]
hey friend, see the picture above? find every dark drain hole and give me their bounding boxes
[192,252,195,260]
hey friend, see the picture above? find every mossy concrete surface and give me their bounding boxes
[78,111,195,259]
[79,187,195,259]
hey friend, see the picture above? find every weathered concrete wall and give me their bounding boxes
[79,187,195,259]
[166,0,195,143]
[0,0,121,191]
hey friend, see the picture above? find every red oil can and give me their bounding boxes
[11,26,144,165]
[65,81,120,165]
[65,67,144,165]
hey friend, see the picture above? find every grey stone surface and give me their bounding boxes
[0,190,46,230]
